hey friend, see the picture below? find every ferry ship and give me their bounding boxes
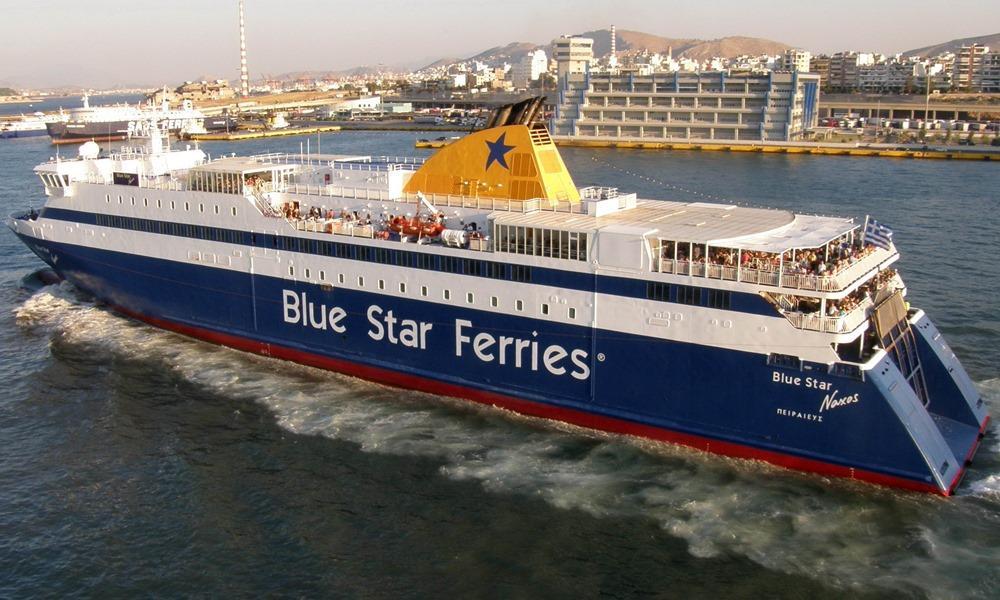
[0,113,64,139]
[45,95,234,144]
[6,97,990,495]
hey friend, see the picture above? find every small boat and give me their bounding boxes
[388,214,445,238]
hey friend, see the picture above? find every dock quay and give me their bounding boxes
[186,125,342,141]
[549,136,1000,161]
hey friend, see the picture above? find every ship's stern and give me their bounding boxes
[864,300,991,495]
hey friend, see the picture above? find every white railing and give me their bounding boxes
[273,183,588,216]
[291,218,375,239]
[656,247,895,293]
[783,299,872,334]
[76,172,188,191]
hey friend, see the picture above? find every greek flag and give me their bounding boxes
[864,219,894,250]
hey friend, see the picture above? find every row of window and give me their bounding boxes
[647,282,732,310]
[493,224,589,262]
[94,214,244,245]
[105,194,238,218]
[89,211,535,285]
[40,173,71,188]
[289,266,577,320]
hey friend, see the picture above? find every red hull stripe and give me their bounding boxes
[117,306,957,495]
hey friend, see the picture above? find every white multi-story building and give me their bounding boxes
[511,50,549,89]
[974,49,1000,92]
[913,60,953,93]
[780,49,812,73]
[553,36,594,80]
[827,52,878,91]
[858,60,914,93]
[954,44,989,90]
[552,71,822,142]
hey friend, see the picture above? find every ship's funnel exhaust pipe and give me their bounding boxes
[484,96,548,129]
[522,96,544,125]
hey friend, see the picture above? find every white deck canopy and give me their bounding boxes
[711,214,857,253]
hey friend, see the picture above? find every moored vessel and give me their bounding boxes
[45,94,234,144]
[0,112,64,139]
[6,98,990,494]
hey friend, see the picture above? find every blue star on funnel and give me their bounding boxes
[485,133,515,170]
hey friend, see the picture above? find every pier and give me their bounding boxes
[186,125,342,141]
[550,136,1000,161]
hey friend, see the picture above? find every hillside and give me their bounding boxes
[578,28,790,59]
[904,32,1000,57]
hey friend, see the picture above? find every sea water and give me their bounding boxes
[1,132,997,598]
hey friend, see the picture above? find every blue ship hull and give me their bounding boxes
[0,128,48,139]
[13,229,990,494]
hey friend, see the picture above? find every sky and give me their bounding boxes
[1,0,998,89]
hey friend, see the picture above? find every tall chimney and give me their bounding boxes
[610,24,616,58]
[239,0,249,97]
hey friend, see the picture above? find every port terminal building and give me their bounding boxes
[551,71,821,142]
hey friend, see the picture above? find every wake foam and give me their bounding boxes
[14,285,1000,600]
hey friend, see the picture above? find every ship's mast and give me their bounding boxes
[239,0,250,97]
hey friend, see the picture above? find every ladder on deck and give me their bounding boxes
[248,187,280,218]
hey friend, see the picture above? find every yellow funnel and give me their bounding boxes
[405,124,580,205]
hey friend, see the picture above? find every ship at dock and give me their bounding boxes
[0,112,65,139]
[6,97,990,495]
[45,95,234,144]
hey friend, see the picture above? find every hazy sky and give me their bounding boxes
[2,0,998,88]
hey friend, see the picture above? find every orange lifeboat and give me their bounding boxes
[388,215,445,239]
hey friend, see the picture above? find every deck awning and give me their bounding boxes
[710,215,857,253]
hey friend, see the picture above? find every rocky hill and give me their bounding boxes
[904,32,1000,57]
[578,29,790,60]
[414,29,791,73]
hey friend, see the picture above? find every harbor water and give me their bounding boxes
[1,132,997,598]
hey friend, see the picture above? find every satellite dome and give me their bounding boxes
[78,140,100,160]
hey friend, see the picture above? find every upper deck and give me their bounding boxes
[36,141,896,301]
